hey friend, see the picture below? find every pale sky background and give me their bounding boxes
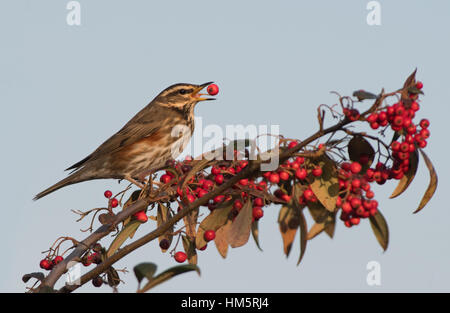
[1,0,449,292]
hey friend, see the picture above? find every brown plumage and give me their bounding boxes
[34,82,215,200]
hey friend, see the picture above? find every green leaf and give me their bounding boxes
[227,200,253,248]
[133,262,157,285]
[390,149,419,199]
[310,154,339,212]
[157,203,173,252]
[138,264,200,293]
[106,220,141,258]
[251,220,263,251]
[348,135,375,171]
[369,210,389,251]
[195,200,233,249]
[414,149,438,214]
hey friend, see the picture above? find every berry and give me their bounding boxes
[269,172,280,184]
[279,171,290,181]
[160,174,172,184]
[350,162,362,174]
[233,199,243,210]
[312,166,323,177]
[110,198,119,208]
[39,259,52,270]
[214,174,224,184]
[420,119,430,129]
[295,168,307,180]
[53,256,64,265]
[159,239,171,250]
[134,210,148,223]
[207,84,219,96]
[204,230,216,242]
[92,276,103,288]
[253,197,264,207]
[104,190,112,199]
[416,81,423,89]
[252,207,264,220]
[350,217,360,225]
[174,251,187,263]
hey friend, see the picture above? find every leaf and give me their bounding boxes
[227,200,253,248]
[401,69,417,99]
[98,213,115,225]
[214,220,232,258]
[195,200,233,249]
[133,262,157,286]
[352,90,378,101]
[297,209,308,265]
[324,214,336,238]
[310,154,339,212]
[278,205,299,257]
[307,222,325,240]
[157,203,173,252]
[251,220,263,251]
[106,267,120,287]
[183,207,199,239]
[182,235,198,265]
[369,210,389,251]
[122,190,142,228]
[414,149,438,214]
[390,149,419,198]
[106,220,141,258]
[138,264,200,293]
[22,272,45,283]
[348,135,375,171]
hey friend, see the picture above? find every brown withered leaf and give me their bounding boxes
[307,222,325,240]
[278,205,299,257]
[106,220,141,258]
[324,213,336,238]
[182,235,197,265]
[106,267,120,287]
[306,198,331,224]
[369,210,389,251]
[227,200,253,248]
[414,149,438,214]
[251,220,263,251]
[348,135,375,171]
[157,203,173,252]
[98,213,115,225]
[390,149,419,199]
[310,154,339,212]
[183,207,199,239]
[195,200,233,249]
[401,69,417,99]
[214,220,232,258]
[297,209,308,265]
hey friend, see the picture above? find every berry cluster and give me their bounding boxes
[39,255,63,271]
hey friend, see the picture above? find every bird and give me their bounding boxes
[34,82,215,200]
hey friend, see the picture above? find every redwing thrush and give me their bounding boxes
[34,82,215,200]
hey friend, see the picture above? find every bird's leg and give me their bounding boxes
[125,176,145,189]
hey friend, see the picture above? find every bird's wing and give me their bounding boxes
[66,104,172,171]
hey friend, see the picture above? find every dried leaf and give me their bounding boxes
[183,207,199,239]
[352,90,378,101]
[307,222,325,240]
[348,135,375,171]
[22,272,45,283]
[390,149,419,199]
[214,220,232,258]
[98,213,115,225]
[228,200,253,248]
[324,214,336,238]
[157,203,173,252]
[138,264,200,293]
[401,69,417,99]
[195,200,233,249]
[182,235,198,265]
[297,209,308,265]
[278,205,299,257]
[310,154,339,212]
[369,210,389,251]
[414,149,438,214]
[122,190,142,228]
[133,262,157,285]
[106,220,141,258]
[106,267,120,287]
[251,220,263,251]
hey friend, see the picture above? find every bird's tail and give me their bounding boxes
[33,170,92,200]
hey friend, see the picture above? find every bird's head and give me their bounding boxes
[155,82,216,110]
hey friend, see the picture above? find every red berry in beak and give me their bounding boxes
[207,84,219,96]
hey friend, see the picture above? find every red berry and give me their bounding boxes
[174,251,187,263]
[110,198,119,208]
[350,162,362,174]
[370,122,380,129]
[279,171,290,181]
[342,202,352,214]
[198,244,207,251]
[253,197,264,207]
[53,256,64,265]
[204,230,216,242]
[420,119,430,129]
[160,174,172,184]
[211,167,221,175]
[134,210,148,223]
[239,178,249,186]
[350,217,360,225]
[214,174,224,184]
[303,189,314,201]
[288,141,298,149]
[40,259,52,270]
[213,195,225,203]
[350,197,361,209]
[269,172,280,184]
[207,84,219,96]
[295,168,307,180]
[312,166,323,177]
[367,113,378,123]
[104,190,112,198]
[252,207,264,220]
[419,128,430,139]
[366,190,374,199]
[233,199,243,210]
[416,81,423,89]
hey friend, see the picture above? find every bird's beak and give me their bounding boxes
[192,81,215,101]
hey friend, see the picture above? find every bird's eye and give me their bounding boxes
[179,89,187,95]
